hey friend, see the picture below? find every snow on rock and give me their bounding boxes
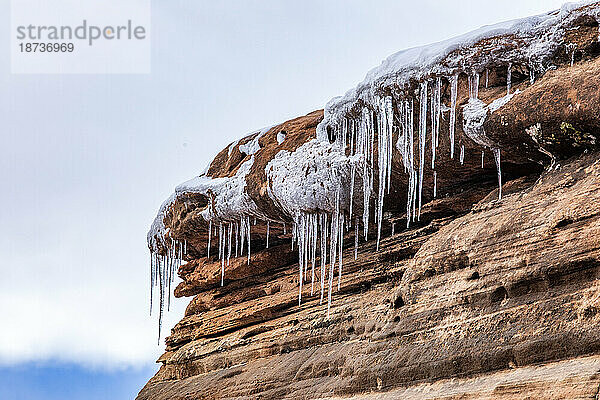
[462,91,519,150]
[179,158,264,222]
[319,1,600,132]
[147,158,264,255]
[462,91,518,199]
[146,1,600,326]
[265,139,362,216]
[239,126,273,155]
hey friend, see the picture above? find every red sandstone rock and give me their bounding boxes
[140,4,600,399]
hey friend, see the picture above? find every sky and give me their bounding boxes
[0,0,568,399]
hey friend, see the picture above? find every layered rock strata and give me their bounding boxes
[140,3,600,399]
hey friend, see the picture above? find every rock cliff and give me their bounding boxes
[139,3,600,399]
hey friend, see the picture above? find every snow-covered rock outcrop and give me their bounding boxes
[146,1,600,339]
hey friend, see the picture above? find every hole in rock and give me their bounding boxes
[467,271,480,280]
[393,294,405,309]
[555,218,574,229]
[490,286,508,303]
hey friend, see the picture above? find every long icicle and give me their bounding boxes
[298,215,304,306]
[327,189,340,317]
[418,81,428,221]
[220,224,225,286]
[311,214,317,296]
[320,213,327,304]
[246,216,251,264]
[207,220,212,258]
[494,148,503,200]
[449,74,458,159]
[338,212,344,291]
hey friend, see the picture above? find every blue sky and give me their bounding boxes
[0,0,566,399]
[0,363,156,400]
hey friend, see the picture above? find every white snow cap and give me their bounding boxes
[320,1,599,131]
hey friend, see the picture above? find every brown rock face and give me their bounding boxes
[139,153,600,400]
[141,4,600,400]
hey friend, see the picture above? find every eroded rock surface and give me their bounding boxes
[139,153,600,399]
[140,3,600,399]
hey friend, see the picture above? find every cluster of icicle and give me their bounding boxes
[150,239,186,344]
[208,216,253,286]
[275,68,504,315]
[336,66,511,244]
[149,65,519,338]
[292,212,344,317]
[149,4,600,341]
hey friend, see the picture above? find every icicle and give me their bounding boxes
[207,220,212,258]
[266,221,270,249]
[433,171,437,198]
[354,217,359,260]
[227,223,232,266]
[435,78,441,149]
[493,148,502,200]
[485,69,489,88]
[149,254,154,316]
[338,213,344,291]
[405,97,416,228]
[431,77,441,170]
[157,258,164,344]
[417,81,428,221]
[235,222,239,257]
[320,213,327,304]
[567,43,577,67]
[311,214,317,296]
[507,63,512,95]
[481,150,485,168]
[469,72,479,99]
[246,216,251,264]
[358,107,375,241]
[298,215,304,306]
[449,75,458,159]
[302,214,310,282]
[376,96,393,250]
[220,224,225,286]
[283,222,287,235]
[391,222,395,236]
[239,216,245,256]
[350,119,355,156]
[218,222,223,260]
[460,144,465,165]
[349,163,356,218]
[327,189,341,317]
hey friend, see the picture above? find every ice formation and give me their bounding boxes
[148,2,600,332]
[449,74,458,159]
[149,238,186,343]
[239,126,273,155]
[277,130,287,145]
